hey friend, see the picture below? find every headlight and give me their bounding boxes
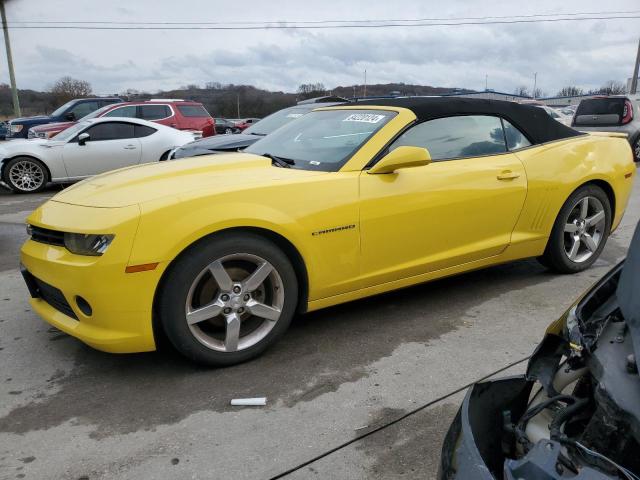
[63,233,114,256]
[10,124,23,133]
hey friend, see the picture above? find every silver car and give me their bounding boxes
[572,95,640,162]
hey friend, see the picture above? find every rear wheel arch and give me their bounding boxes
[582,179,615,223]
[151,226,310,350]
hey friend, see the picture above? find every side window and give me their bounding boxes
[139,105,171,120]
[103,105,137,118]
[501,119,531,151]
[134,125,157,138]
[389,115,507,161]
[68,101,100,119]
[83,122,135,141]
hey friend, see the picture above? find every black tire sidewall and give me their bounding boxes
[3,157,49,193]
[157,233,299,366]
[543,185,612,273]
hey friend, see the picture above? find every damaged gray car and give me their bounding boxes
[439,222,640,480]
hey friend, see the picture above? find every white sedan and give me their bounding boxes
[0,117,194,193]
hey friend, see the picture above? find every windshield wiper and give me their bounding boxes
[248,132,267,136]
[263,153,295,168]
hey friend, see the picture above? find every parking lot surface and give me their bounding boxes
[0,177,638,480]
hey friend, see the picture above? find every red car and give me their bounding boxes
[232,117,261,131]
[28,100,215,139]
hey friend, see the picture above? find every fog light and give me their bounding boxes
[75,296,92,316]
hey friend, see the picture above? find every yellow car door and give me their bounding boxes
[358,115,528,287]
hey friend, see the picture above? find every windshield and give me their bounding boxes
[50,100,76,118]
[245,109,396,171]
[244,107,312,136]
[54,120,91,142]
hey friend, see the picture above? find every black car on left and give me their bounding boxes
[214,118,241,135]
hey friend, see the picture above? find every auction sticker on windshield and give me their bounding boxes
[343,113,387,123]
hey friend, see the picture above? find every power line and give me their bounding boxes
[7,10,640,26]
[4,15,640,30]
[267,355,530,479]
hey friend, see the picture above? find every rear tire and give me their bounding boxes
[538,185,611,273]
[157,233,298,366]
[633,137,640,163]
[2,156,49,193]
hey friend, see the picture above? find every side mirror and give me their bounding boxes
[367,146,431,174]
[78,132,90,146]
[65,112,76,121]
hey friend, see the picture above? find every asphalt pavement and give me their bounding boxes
[0,177,638,480]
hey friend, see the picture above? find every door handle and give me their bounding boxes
[124,145,137,150]
[497,170,520,180]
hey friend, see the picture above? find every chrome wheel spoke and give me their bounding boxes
[187,301,223,325]
[585,210,604,228]
[582,233,598,252]
[224,313,241,352]
[579,198,589,219]
[564,223,578,233]
[247,299,281,321]
[567,236,581,260]
[208,260,233,291]
[243,261,273,292]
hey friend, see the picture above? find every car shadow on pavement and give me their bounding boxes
[0,255,582,440]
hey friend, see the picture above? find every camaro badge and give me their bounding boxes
[312,224,356,236]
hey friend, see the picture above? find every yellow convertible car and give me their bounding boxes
[20,98,636,365]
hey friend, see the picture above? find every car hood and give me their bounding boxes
[0,138,63,156]
[32,121,75,132]
[173,133,261,158]
[51,153,326,208]
[10,115,52,124]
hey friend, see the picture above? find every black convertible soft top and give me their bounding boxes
[353,97,583,145]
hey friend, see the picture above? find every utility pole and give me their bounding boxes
[485,74,488,91]
[532,72,538,99]
[631,37,640,94]
[363,69,367,97]
[236,94,240,118]
[0,0,20,117]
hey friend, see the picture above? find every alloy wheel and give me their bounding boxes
[225,128,232,134]
[9,160,45,192]
[563,196,606,263]
[185,253,284,352]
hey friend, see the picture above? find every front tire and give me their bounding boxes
[157,233,298,366]
[3,157,48,193]
[538,185,611,273]
[633,137,640,163]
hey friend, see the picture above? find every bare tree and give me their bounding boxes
[557,86,584,97]
[532,88,546,99]
[596,80,626,95]
[297,83,326,100]
[514,86,530,97]
[50,76,92,103]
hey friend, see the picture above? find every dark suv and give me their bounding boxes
[572,95,640,162]
[6,97,122,139]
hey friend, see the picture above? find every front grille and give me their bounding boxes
[33,276,78,320]
[30,226,65,247]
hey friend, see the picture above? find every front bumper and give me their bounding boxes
[439,376,532,479]
[20,201,161,353]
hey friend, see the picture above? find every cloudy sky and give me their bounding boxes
[2,0,639,96]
